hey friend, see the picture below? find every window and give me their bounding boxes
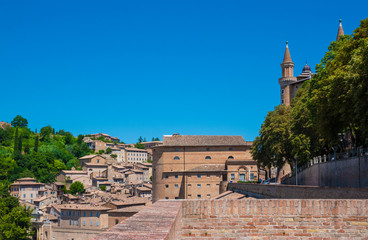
[96,221,99,226]
[229,148,232,150]
[61,210,64,216]
[23,194,26,198]
[205,156,211,159]
[197,194,201,198]
[173,156,180,160]
[69,220,72,225]
[96,211,99,217]
[281,89,284,94]
[165,184,169,188]
[206,148,210,151]
[188,194,191,198]
[97,159,100,163]
[83,211,86,217]
[281,99,284,104]
[231,174,235,181]
[188,184,191,187]
[207,194,211,198]
[90,211,93,217]
[228,156,234,159]
[115,219,119,225]
[175,175,178,179]
[83,221,86,226]
[175,197,179,199]
[175,184,178,188]
[197,174,201,178]
[207,184,210,187]
[90,221,93,226]
[197,184,201,188]
[165,197,169,199]
[165,175,169,179]
[73,211,75,216]
[175,148,179,151]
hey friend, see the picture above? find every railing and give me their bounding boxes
[281,147,368,183]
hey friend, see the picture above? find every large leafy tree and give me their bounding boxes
[309,18,368,147]
[69,181,84,195]
[11,115,28,128]
[0,183,32,240]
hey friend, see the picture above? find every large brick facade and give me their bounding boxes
[152,135,257,202]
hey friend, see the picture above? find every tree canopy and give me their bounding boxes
[252,18,368,170]
[69,181,84,195]
[11,115,28,128]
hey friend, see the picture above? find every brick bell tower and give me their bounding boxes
[278,41,297,106]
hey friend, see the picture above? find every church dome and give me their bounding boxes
[302,63,311,72]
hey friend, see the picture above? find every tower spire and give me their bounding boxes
[283,41,292,63]
[336,19,345,41]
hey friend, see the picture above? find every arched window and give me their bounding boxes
[205,156,211,160]
[206,148,210,151]
[228,156,234,159]
[174,156,180,160]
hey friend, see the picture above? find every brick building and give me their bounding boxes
[152,134,257,202]
[10,178,45,204]
[279,20,345,106]
[125,147,148,163]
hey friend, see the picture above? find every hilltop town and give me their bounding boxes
[1,16,368,240]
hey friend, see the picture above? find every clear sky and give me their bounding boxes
[1,1,367,143]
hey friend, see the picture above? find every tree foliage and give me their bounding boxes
[70,181,84,195]
[252,18,368,170]
[11,115,28,128]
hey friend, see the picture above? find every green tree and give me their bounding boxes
[137,136,143,143]
[251,105,295,169]
[99,185,106,191]
[0,183,33,240]
[34,136,39,152]
[69,181,84,195]
[40,126,53,141]
[106,147,112,154]
[135,143,145,149]
[110,154,117,159]
[11,115,28,128]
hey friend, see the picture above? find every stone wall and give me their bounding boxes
[283,155,368,187]
[93,199,368,240]
[228,182,368,199]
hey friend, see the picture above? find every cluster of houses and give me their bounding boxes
[8,134,162,240]
[83,133,163,163]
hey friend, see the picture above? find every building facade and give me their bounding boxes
[10,178,45,204]
[152,135,257,202]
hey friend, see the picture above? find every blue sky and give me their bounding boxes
[1,1,367,143]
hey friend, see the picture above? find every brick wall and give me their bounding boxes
[93,199,368,240]
[181,199,368,239]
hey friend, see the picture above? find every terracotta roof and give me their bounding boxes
[84,163,108,167]
[18,177,36,181]
[137,187,151,192]
[11,182,44,186]
[62,170,88,175]
[283,42,292,63]
[161,135,248,147]
[79,154,97,160]
[53,204,111,211]
[125,148,147,152]
[107,205,145,213]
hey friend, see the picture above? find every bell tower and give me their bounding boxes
[278,41,297,105]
